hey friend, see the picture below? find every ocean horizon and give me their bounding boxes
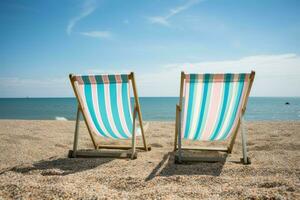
[0,97,299,121]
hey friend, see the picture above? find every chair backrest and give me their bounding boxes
[72,74,134,139]
[181,72,254,141]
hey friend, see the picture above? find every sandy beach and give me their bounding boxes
[0,120,299,199]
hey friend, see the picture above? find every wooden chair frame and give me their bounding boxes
[174,71,255,164]
[68,72,151,159]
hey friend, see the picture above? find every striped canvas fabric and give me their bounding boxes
[74,74,136,139]
[181,73,250,141]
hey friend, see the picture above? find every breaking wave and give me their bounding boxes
[55,116,68,121]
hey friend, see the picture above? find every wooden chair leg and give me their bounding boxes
[227,118,241,154]
[241,115,251,164]
[71,106,81,158]
[131,107,137,159]
[176,105,183,164]
[131,72,149,152]
[174,105,179,151]
[176,72,185,163]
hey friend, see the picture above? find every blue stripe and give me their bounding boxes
[121,74,129,82]
[94,76,119,139]
[193,74,212,140]
[220,74,246,140]
[216,76,235,140]
[209,74,232,140]
[81,76,109,138]
[81,76,94,84]
[121,83,133,133]
[108,76,128,138]
[183,74,197,139]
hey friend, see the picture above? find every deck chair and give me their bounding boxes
[69,72,151,159]
[174,71,255,164]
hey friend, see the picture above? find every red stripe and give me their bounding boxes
[102,75,109,84]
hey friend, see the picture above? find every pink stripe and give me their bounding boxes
[88,76,96,84]
[102,75,109,84]
[200,75,224,140]
[185,74,190,82]
[213,74,224,82]
[115,75,122,83]
[77,76,84,86]
[89,75,96,84]
[75,76,84,84]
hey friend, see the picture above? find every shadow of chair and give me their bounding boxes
[4,156,114,176]
[145,151,227,181]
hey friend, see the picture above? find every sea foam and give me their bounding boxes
[55,116,68,121]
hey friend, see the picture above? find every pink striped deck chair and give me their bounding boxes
[174,71,255,164]
[69,72,151,159]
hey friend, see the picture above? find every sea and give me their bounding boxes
[0,97,299,121]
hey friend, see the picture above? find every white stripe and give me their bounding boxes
[216,78,239,140]
[128,83,140,136]
[116,82,132,138]
[127,83,133,123]
[77,84,98,136]
[103,83,124,139]
[227,80,249,137]
[90,83,111,138]
[188,79,203,140]
[199,81,215,140]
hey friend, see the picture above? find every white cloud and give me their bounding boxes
[80,31,112,39]
[148,0,201,26]
[66,0,98,35]
[148,16,170,26]
[1,54,299,97]
[135,54,300,97]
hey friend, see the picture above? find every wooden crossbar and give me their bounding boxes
[68,150,137,159]
[97,145,151,151]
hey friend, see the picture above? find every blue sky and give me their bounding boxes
[0,0,300,97]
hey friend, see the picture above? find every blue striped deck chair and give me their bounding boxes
[69,72,151,159]
[174,71,255,164]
